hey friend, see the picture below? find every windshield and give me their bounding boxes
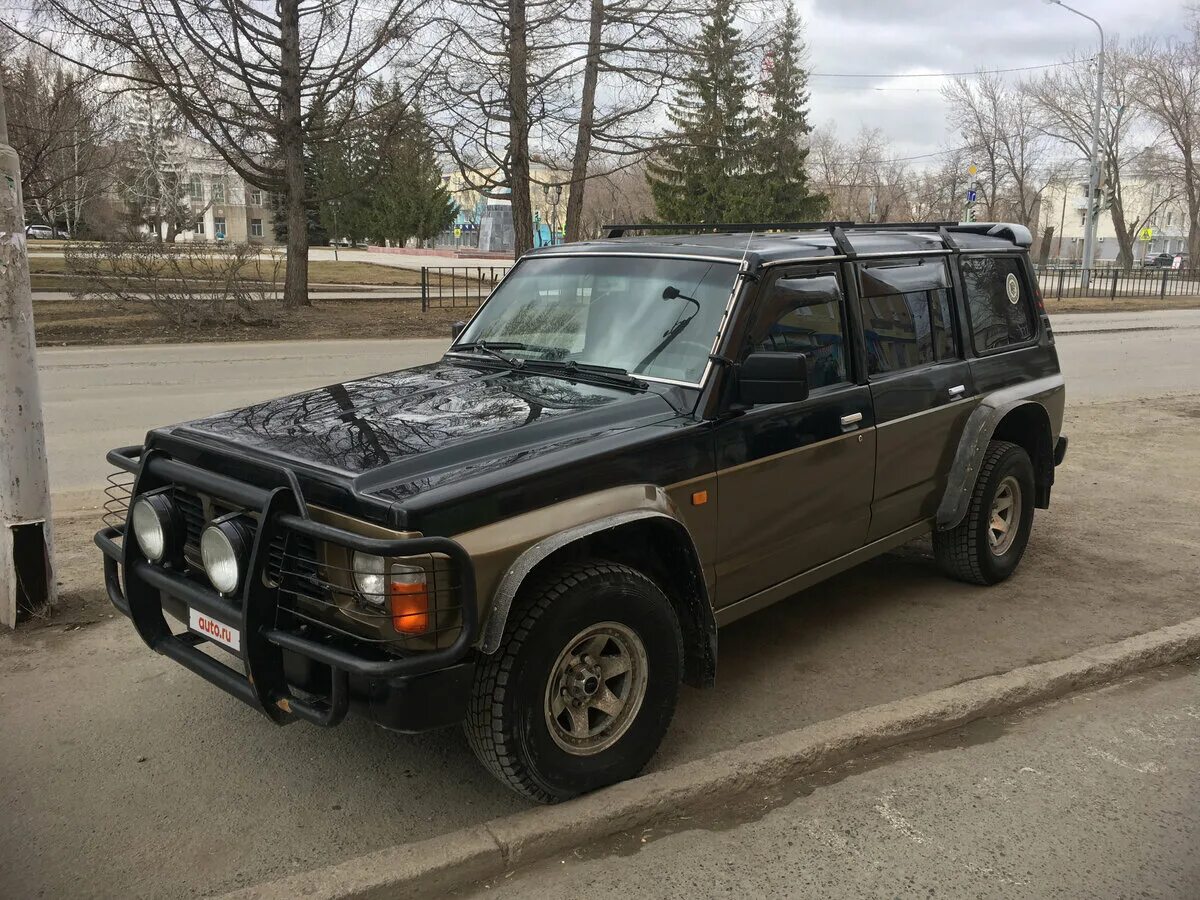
[453,255,740,383]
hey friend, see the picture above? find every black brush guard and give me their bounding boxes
[94,445,478,727]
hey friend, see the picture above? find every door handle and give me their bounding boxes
[948,385,966,398]
[840,412,863,427]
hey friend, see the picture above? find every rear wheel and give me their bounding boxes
[934,440,1035,585]
[465,560,682,803]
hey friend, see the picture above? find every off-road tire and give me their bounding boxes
[465,560,683,803]
[934,440,1035,585]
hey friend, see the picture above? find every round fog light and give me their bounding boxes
[131,493,177,562]
[201,516,252,595]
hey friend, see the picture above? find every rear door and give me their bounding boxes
[856,257,976,540]
[713,265,875,607]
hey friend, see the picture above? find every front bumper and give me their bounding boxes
[95,445,479,730]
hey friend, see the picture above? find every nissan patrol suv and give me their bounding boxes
[97,222,1067,803]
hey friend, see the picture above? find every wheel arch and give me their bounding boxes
[479,511,717,689]
[937,375,1063,531]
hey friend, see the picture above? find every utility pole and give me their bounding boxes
[1046,0,1105,291]
[0,73,55,628]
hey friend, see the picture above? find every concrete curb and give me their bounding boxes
[223,616,1200,900]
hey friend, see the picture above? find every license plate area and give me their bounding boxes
[188,607,242,652]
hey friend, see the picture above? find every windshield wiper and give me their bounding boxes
[447,340,527,367]
[522,358,648,390]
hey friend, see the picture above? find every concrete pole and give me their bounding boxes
[0,74,56,628]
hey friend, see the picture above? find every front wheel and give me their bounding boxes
[465,560,682,803]
[934,440,1036,585]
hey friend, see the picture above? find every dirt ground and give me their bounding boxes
[32,296,470,345]
[28,255,424,288]
[4,390,1198,898]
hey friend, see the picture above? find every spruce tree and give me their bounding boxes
[749,2,825,221]
[648,0,755,222]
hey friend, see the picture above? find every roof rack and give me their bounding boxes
[601,220,1029,252]
[602,222,853,239]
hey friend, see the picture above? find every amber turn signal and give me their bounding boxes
[389,581,430,634]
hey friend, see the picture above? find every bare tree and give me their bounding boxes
[430,0,573,256]
[0,46,116,235]
[557,0,693,241]
[1131,26,1200,260]
[9,0,440,307]
[1024,47,1164,269]
[944,72,1054,228]
[809,124,909,222]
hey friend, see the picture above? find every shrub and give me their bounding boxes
[65,239,284,327]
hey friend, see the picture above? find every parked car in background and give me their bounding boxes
[25,224,54,239]
[1143,252,1188,269]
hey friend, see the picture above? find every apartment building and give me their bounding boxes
[1040,174,1189,263]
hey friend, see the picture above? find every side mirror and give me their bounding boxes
[450,321,467,339]
[737,352,809,406]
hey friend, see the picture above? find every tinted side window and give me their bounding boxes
[754,273,848,390]
[858,260,958,376]
[960,256,1036,352]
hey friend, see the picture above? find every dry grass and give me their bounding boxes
[29,255,422,287]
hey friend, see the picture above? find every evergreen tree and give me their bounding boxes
[648,0,756,222]
[314,82,454,246]
[749,2,825,221]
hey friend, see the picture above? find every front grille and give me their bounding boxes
[174,488,206,548]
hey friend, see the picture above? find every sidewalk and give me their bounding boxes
[467,661,1200,899]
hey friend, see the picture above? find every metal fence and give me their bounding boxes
[420,265,511,311]
[1034,266,1200,300]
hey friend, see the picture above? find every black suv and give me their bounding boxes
[97,222,1067,802]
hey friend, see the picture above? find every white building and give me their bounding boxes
[1040,174,1189,263]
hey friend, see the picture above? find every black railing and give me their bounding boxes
[420,265,511,311]
[1034,266,1200,300]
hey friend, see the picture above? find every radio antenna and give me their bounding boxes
[738,230,754,273]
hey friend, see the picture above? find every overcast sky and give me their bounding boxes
[794,0,1191,165]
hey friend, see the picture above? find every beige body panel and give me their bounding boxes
[867,397,979,541]
[452,482,716,648]
[713,428,876,608]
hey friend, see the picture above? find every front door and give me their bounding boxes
[855,257,976,540]
[713,266,876,608]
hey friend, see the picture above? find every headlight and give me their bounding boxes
[352,552,430,634]
[352,552,388,606]
[131,492,177,562]
[201,516,252,595]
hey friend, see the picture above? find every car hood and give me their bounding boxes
[169,360,681,492]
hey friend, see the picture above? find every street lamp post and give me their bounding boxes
[1046,0,1105,290]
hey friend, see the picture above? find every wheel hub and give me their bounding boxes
[988,475,1022,556]
[544,622,649,756]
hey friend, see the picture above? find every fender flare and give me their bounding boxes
[935,374,1063,531]
[479,509,715,661]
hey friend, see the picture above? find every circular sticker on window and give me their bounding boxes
[1005,273,1021,305]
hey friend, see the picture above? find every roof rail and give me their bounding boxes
[599,220,1029,251]
[602,222,853,238]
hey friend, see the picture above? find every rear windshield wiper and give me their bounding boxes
[522,358,648,390]
[446,341,527,367]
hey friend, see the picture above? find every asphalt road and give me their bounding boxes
[465,661,1200,900]
[1,308,1197,897]
[34,308,1200,502]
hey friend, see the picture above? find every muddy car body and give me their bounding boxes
[98,222,1067,801]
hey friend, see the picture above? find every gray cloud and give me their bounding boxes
[795,0,1189,162]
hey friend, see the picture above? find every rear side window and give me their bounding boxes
[753,272,848,390]
[959,256,1036,352]
[857,260,958,376]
